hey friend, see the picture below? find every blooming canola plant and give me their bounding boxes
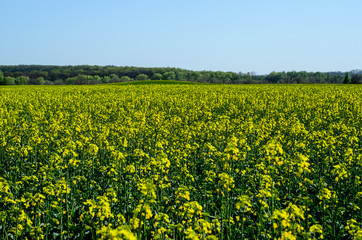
[0,84,361,239]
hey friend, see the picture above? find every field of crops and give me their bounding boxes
[0,84,361,240]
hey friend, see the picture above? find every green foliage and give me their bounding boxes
[136,74,148,81]
[66,76,77,85]
[15,76,29,85]
[102,76,111,83]
[163,71,176,80]
[29,77,45,85]
[350,74,361,84]
[54,79,65,85]
[5,76,16,85]
[120,76,131,82]
[192,71,202,81]
[37,77,45,85]
[89,75,102,84]
[343,73,350,84]
[75,75,89,85]
[0,65,358,85]
[109,74,120,83]
[0,70,4,85]
[151,73,163,80]
[116,80,199,85]
[265,71,283,83]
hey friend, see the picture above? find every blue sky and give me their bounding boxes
[1,0,361,74]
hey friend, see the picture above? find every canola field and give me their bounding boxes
[0,84,361,240]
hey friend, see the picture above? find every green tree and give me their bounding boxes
[75,75,89,85]
[350,74,361,84]
[65,77,77,85]
[38,77,45,85]
[120,76,131,82]
[109,74,120,83]
[0,70,5,85]
[50,69,61,81]
[5,76,16,85]
[313,72,325,83]
[102,76,111,83]
[242,73,253,84]
[343,73,350,84]
[163,71,176,80]
[265,72,283,83]
[15,76,29,85]
[54,79,65,85]
[136,74,148,80]
[89,75,102,84]
[29,77,45,85]
[151,73,163,80]
[191,72,202,81]
[176,71,186,81]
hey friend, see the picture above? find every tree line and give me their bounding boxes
[0,65,361,85]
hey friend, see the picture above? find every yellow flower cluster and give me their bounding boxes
[0,84,361,239]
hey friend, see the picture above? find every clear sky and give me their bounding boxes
[1,0,361,74]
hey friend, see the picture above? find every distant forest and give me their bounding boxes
[0,65,361,85]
